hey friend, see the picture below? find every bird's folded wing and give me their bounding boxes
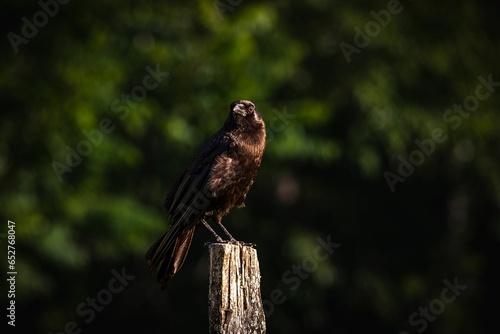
[164,131,232,226]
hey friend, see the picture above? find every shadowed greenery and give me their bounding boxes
[1,0,498,333]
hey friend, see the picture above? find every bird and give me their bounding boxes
[145,100,266,289]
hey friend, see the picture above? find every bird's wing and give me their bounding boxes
[164,130,232,226]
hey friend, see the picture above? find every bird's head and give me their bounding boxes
[228,100,265,131]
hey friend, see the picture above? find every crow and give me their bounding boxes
[145,100,266,289]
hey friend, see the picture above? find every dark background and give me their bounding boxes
[1,0,499,333]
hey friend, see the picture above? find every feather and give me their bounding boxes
[145,100,266,288]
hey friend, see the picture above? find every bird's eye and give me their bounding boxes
[248,106,255,114]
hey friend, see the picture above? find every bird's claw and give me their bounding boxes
[239,241,257,248]
[229,239,257,248]
[204,239,256,248]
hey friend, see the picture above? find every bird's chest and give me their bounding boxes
[209,142,261,193]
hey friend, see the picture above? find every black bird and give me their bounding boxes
[146,100,266,289]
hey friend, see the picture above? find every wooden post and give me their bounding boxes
[208,243,266,334]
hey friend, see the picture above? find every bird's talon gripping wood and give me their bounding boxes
[145,100,266,289]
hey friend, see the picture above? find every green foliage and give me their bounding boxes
[1,0,498,333]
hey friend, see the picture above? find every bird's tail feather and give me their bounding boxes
[145,223,196,289]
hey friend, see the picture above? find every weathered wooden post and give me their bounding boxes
[208,243,266,334]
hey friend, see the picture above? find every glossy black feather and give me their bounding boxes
[145,100,266,289]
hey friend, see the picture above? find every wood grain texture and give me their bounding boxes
[208,243,266,334]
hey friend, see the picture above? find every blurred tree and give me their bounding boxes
[0,0,498,333]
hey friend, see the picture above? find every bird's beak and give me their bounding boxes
[233,104,246,116]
